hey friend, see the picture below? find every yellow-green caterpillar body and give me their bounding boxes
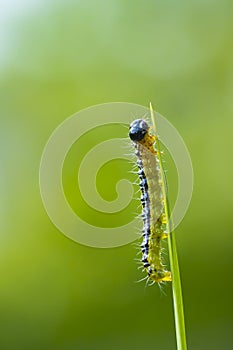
[129,119,172,283]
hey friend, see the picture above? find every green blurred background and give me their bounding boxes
[1,1,233,349]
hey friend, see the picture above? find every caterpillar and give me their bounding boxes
[129,119,172,284]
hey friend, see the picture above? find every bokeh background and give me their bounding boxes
[1,1,233,349]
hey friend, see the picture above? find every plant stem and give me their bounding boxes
[150,103,187,350]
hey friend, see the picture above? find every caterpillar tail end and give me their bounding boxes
[160,271,172,282]
[150,270,172,283]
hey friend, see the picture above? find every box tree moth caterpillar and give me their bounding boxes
[129,119,172,284]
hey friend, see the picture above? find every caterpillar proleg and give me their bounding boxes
[129,119,172,284]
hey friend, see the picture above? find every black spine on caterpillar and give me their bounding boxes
[129,119,172,283]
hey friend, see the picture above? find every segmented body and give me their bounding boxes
[129,119,172,283]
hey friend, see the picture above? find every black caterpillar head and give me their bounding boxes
[129,119,149,142]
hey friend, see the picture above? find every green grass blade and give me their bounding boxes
[150,103,187,350]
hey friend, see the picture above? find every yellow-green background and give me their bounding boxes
[1,1,233,349]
